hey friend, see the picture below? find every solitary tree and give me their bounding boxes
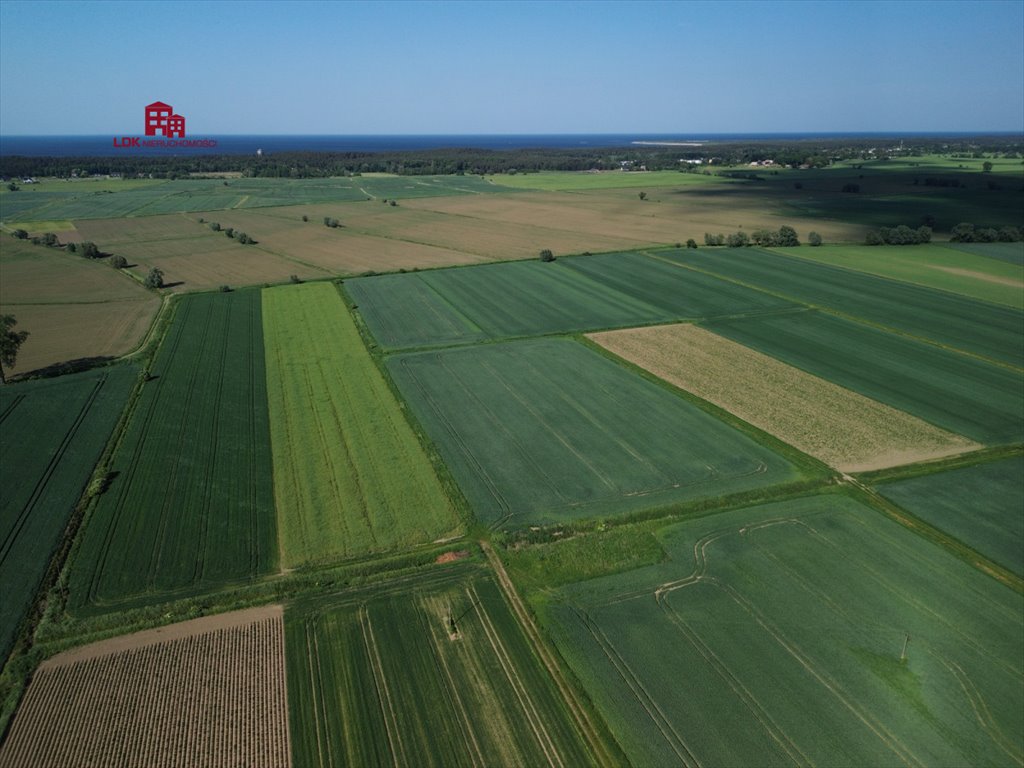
[539,249,555,262]
[638,191,647,201]
[808,231,823,246]
[0,314,29,385]
[110,255,128,268]
[982,161,993,172]
[144,267,164,289]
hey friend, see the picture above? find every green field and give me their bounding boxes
[69,290,276,611]
[777,244,1024,309]
[488,169,721,191]
[664,247,1024,367]
[387,339,805,528]
[286,564,602,768]
[350,260,666,348]
[878,455,1024,577]
[705,310,1024,445]
[0,366,135,656]
[346,253,796,350]
[544,494,1024,766]
[946,241,1024,265]
[262,282,460,567]
[0,175,506,225]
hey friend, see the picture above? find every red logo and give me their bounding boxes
[144,101,186,137]
[113,101,215,149]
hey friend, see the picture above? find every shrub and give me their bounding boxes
[11,229,28,239]
[209,222,221,232]
[539,249,555,262]
[686,239,698,249]
[808,231,822,246]
[219,284,232,292]
[289,274,302,284]
[110,255,128,268]
[66,242,77,253]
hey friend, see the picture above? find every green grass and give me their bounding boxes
[543,494,1024,767]
[262,282,460,568]
[664,247,1024,367]
[0,365,135,656]
[878,455,1024,577]
[705,310,1024,445]
[488,170,721,191]
[776,244,1024,309]
[69,290,276,612]
[285,564,600,767]
[387,338,805,528]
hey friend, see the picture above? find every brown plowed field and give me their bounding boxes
[0,606,290,768]
[0,237,159,376]
[590,323,980,472]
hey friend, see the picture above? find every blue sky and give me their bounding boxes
[1,0,1022,135]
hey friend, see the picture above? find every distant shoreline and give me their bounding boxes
[1,131,1019,158]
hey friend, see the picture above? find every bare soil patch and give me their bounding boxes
[0,605,290,768]
[928,264,1024,288]
[590,324,980,472]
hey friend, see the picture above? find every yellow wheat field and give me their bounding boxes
[589,323,980,472]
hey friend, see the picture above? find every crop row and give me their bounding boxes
[0,611,289,768]
[286,566,597,767]
[0,366,135,657]
[69,290,276,612]
[262,282,460,568]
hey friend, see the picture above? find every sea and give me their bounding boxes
[0,132,1012,158]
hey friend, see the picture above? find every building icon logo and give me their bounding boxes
[144,101,186,138]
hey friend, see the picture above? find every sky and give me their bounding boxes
[1,0,1022,135]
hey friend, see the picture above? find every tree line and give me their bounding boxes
[3,136,1020,180]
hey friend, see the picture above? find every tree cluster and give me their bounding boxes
[705,225,800,247]
[949,223,1023,242]
[864,225,933,245]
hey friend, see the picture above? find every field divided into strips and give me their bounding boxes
[706,310,1024,445]
[0,366,135,658]
[545,495,1024,767]
[0,606,290,768]
[286,566,598,768]
[946,241,1024,265]
[878,455,1024,577]
[262,282,460,568]
[662,247,1024,367]
[387,339,804,528]
[70,290,276,612]
[776,244,1024,309]
[1,176,503,224]
[347,254,796,350]
[591,324,978,472]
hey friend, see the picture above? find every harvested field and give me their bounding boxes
[74,214,331,291]
[263,283,460,567]
[0,606,290,768]
[406,189,863,246]
[191,206,487,274]
[590,323,979,472]
[0,237,159,376]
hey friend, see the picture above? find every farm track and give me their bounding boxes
[481,541,622,768]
